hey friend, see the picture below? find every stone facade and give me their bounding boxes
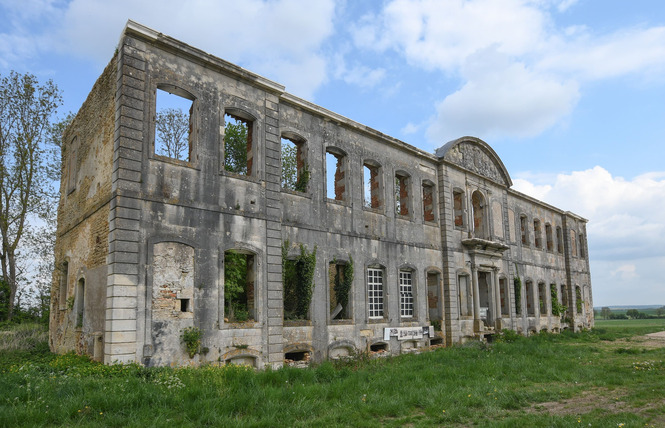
[49,21,593,367]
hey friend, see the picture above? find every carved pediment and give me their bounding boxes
[436,137,512,187]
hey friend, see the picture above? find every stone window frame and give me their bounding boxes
[533,218,543,249]
[499,275,510,317]
[519,214,530,247]
[362,158,384,212]
[394,169,412,220]
[456,269,473,319]
[425,268,443,323]
[328,256,354,325]
[75,275,86,329]
[397,264,417,320]
[570,230,578,258]
[150,82,199,167]
[366,264,386,321]
[578,232,586,258]
[58,258,70,311]
[556,226,564,254]
[471,189,488,239]
[545,223,554,252]
[280,130,309,195]
[525,278,536,316]
[452,187,466,229]
[325,146,350,205]
[421,179,437,223]
[221,107,259,179]
[218,243,263,329]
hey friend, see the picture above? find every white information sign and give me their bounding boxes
[383,326,433,341]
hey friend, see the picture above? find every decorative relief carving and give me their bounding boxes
[445,142,504,184]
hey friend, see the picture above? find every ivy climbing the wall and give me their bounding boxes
[513,276,522,316]
[550,284,566,317]
[331,256,354,319]
[282,241,317,320]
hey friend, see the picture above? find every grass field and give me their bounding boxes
[1,321,664,427]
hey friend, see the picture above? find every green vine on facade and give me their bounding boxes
[294,165,310,193]
[181,326,202,358]
[282,241,317,320]
[550,284,566,317]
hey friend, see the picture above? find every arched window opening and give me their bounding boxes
[395,172,411,216]
[326,149,347,201]
[422,181,435,222]
[453,189,465,228]
[59,261,69,311]
[570,231,577,258]
[458,274,473,317]
[329,259,353,321]
[533,219,542,249]
[545,223,553,252]
[363,161,383,209]
[525,280,535,316]
[75,278,85,328]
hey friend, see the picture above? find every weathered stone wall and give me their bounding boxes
[51,21,593,367]
[49,54,116,358]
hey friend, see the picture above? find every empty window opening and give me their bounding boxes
[453,189,464,228]
[471,191,486,238]
[281,136,308,191]
[370,342,388,352]
[395,173,410,216]
[67,137,78,193]
[575,286,583,314]
[180,298,190,313]
[75,278,85,328]
[525,280,535,316]
[458,274,472,317]
[514,275,522,316]
[223,250,256,323]
[556,226,563,254]
[399,270,414,318]
[427,272,442,323]
[329,260,353,320]
[538,282,547,315]
[561,284,569,310]
[224,113,253,175]
[570,231,577,258]
[500,277,510,316]
[326,150,346,201]
[155,88,193,162]
[284,351,310,362]
[533,219,542,249]
[578,233,585,258]
[363,162,382,209]
[520,215,529,246]
[59,261,69,310]
[545,224,553,252]
[422,182,435,222]
[283,244,316,321]
[367,268,384,319]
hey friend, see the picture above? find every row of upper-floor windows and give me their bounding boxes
[519,214,586,257]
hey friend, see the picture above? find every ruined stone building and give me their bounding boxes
[49,21,593,367]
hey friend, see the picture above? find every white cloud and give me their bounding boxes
[610,264,638,280]
[1,0,337,99]
[426,48,580,142]
[513,166,665,261]
[352,0,665,143]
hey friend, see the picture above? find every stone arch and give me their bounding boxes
[435,137,513,187]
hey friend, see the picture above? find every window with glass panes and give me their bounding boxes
[399,270,414,317]
[367,268,384,319]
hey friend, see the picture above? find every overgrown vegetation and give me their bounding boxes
[550,283,566,317]
[223,251,253,323]
[283,242,317,320]
[2,319,665,426]
[331,256,353,320]
[180,326,202,358]
[513,275,521,316]
[224,117,250,175]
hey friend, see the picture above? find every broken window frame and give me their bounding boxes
[325,147,348,203]
[329,259,353,322]
[453,188,465,228]
[281,133,308,192]
[223,110,255,177]
[153,85,196,164]
[520,214,529,246]
[395,171,411,218]
[422,180,436,223]
[399,269,415,318]
[556,226,564,254]
[223,249,257,324]
[367,267,385,320]
[363,160,383,210]
[533,219,542,249]
[545,223,554,252]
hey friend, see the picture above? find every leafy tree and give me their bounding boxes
[600,307,612,320]
[281,139,297,189]
[657,306,665,318]
[224,117,249,174]
[0,71,61,320]
[155,107,189,160]
[223,251,251,322]
[626,309,640,319]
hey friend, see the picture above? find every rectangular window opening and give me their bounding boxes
[546,224,553,252]
[367,268,384,319]
[329,262,352,320]
[155,88,193,162]
[399,270,414,318]
[395,174,410,216]
[281,137,307,191]
[180,298,190,313]
[453,190,464,227]
[423,183,435,222]
[224,113,252,175]
[326,150,346,201]
[363,163,382,209]
[223,250,255,323]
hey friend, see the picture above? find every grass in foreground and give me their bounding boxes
[1,321,664,427]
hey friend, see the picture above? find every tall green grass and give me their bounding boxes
[1,323,664,427]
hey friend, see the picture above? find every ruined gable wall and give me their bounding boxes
[49,55,117,356]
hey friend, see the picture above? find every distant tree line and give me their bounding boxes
[598,306,665,320]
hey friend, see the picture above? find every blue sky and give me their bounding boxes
[1,0,664,307]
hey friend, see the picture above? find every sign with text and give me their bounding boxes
[383,326,433,341]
